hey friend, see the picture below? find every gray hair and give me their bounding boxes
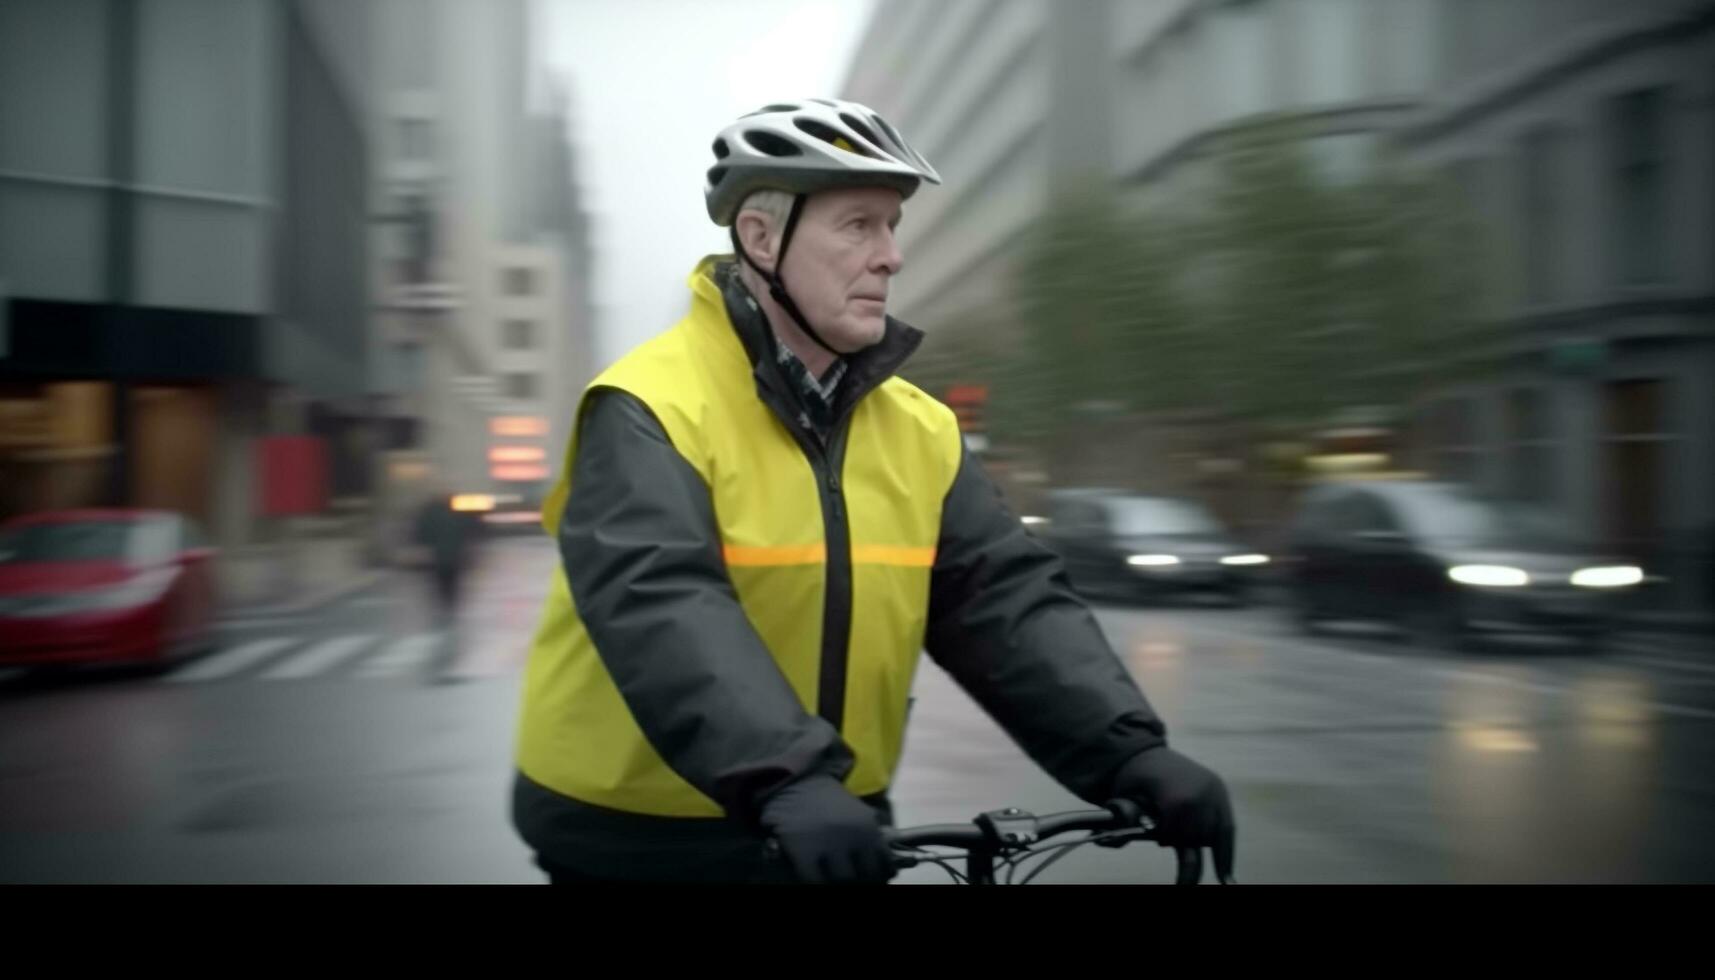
[734,189,794,241]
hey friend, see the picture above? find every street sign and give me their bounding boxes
[945,384,988,434]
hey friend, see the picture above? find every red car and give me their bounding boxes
[0,509,219,671]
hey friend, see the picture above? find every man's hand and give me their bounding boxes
[760,774,896,885]
[1111,747,1236,882]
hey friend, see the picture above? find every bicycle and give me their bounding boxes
[770,798,1237,884]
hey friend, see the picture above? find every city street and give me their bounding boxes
[3,536,1712,883]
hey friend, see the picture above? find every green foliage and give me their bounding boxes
[949,118,1491,453]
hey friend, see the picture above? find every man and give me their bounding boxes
[513,98,1235,884]
[411,486,482,678]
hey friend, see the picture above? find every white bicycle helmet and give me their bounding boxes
[705,98,941,226]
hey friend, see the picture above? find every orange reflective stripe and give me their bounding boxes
[852,545,936,567]
[722,544,935,567]
[722,543,827,566]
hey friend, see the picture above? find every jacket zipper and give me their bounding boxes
[753,372,863,730]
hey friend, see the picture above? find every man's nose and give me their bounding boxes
[873,226,903,275]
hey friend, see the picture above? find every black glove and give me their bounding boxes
[1111,747,1236,881]
[759,774,896,885]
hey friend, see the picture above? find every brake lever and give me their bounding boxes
[1094,802,1156,848]
[1093,827,1156,848]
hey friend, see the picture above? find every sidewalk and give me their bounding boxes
[218,560,388,619]
[215,516,394,619]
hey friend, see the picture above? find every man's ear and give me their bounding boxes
[734,210,777,274]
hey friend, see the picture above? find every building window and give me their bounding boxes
[1429,397,1482,486]
[1609,87,1669,286]
[1263,0,1322,109]
[394,344,425,391]
[1507,387,1556,504]
[1447,157,1510,316]
[1213,0,1267,119]
[503,319,535,350]
[1304,0,1360,105]
[505,373,538,400]
[394,192,435,284]
[503,267,536,296]
[1440,0,1485,82]
[398,119,433,160]
[1519,126,1566,305]
[1603,378,1672,560]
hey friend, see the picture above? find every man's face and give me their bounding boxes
[777,186,905,353]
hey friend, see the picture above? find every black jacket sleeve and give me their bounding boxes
[559,387,854,824]
[924,446,1169,803]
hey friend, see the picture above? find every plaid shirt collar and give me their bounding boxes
[776,341,846,410]
[735,287,846,438]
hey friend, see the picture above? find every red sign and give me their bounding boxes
[257,436,329,516]
[945,385,989,433]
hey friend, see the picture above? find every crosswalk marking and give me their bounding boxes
[167,638,298,683]
[1612,653,1715,676]
[357,633,444,678]
[146,630,519,684]
[260,635,378,681]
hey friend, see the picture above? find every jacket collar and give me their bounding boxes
[687,255,924,424]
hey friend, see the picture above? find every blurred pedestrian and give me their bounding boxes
[411,485,483,679]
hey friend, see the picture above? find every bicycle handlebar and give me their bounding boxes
[884,800,1229,885]
[764,800,1235,884]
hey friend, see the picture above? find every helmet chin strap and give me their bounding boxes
[730,193,843,358]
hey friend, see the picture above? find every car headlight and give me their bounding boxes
[1448,565,1530,588]
[1021,515,1048,526]
[1127,554,1180,567]
[1220,554,1269,566]
[1572,566,1643,588]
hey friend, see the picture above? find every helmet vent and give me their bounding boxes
[742,130,804,157]
[839,113,886,154]
[794,118,876,158]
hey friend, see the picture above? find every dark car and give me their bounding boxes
[1038,489,1269,605]
[1282,480,1643,651]
[0,509,219,671]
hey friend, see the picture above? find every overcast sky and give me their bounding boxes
[537,0,878,368]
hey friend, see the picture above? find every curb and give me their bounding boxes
[218,568,390,621]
